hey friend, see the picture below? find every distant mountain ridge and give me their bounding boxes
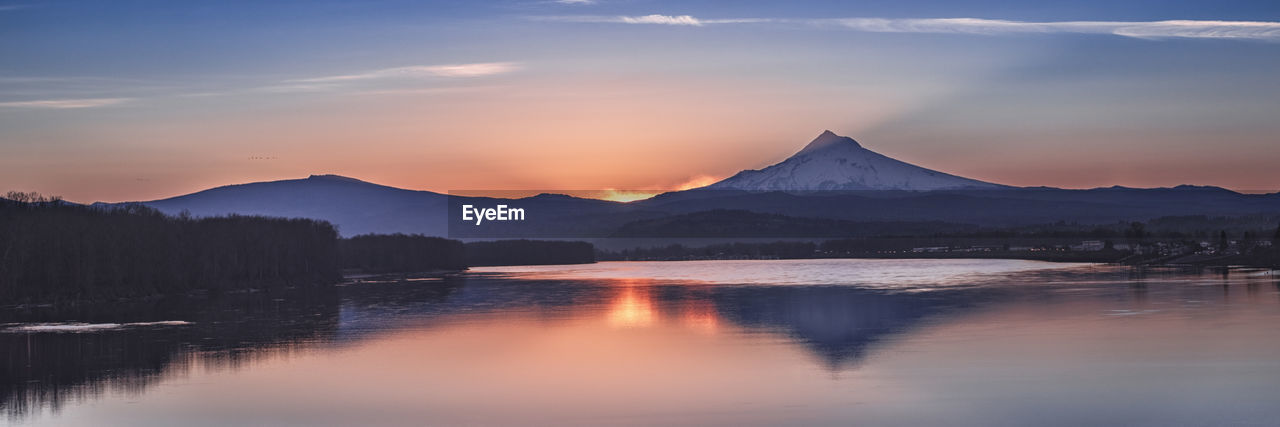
[99,174,451,236]
[708,131,1006,191]
[93,131,1280,237]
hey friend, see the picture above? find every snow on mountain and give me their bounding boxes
[707,131,1007,191]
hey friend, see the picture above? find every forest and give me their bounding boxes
[1,193,599,303]
[0,193,340,302]
[338,233,466,273]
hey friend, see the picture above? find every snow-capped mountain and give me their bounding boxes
[707,130,1006,191]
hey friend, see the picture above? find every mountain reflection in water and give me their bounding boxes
[2,259,1279,426]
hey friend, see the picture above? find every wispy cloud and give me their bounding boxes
[540,15,1280,41]
[288,62,521,84]
[0,4,34,12]
[621,14,703,26]
[0,98,131,109]
[554,0,595,4]
[824,18,1280,40]
[536,14,769,26]
[349,85,506,97]
[255,83,341,93]
[0,62,523,107]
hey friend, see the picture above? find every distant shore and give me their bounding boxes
[833,250,1278,268]
[601,250,1280,269]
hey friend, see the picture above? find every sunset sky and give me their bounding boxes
[3,0,1280,202]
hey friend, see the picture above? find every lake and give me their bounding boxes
[3,259,1279,426]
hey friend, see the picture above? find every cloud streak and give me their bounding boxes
[0,98,131,109]
[621,14,702,26]
[0,62,522,106]
[824,18,1280,40]
[541,15,1280,41]
[289,62,521,83]
[537,14,768,26]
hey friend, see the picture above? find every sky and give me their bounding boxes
[2,0,1280,202]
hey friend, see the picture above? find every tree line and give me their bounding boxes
[1,193,598,302]
[1,193,340,302]
[339,234,466,273]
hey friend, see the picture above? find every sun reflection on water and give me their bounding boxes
[606,284,655,328]
[678,299,719,334]
[603,282,721,333]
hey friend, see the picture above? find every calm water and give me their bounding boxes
[3,259,1279,426]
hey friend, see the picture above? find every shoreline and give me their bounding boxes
[7,257,1276,309]
[601,252,1280,269]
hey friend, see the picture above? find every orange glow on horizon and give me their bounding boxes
[674,175,721,191]
[590,175,726,202]
[598,189,659,202]
[450,179,727,203]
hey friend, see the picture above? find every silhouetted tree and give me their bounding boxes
[338,234,465,273]
[0,194,340,302]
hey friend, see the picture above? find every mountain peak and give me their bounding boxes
[707,131,1005,191]
[798,130,861,154]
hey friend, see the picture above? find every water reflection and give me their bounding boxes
[1,288,341,421]
[677,297,720,334]
[606,284,655,328]
[1,260,1278,425]
[712,286,973,370]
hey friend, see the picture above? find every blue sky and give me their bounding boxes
[3,0,1280,201]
